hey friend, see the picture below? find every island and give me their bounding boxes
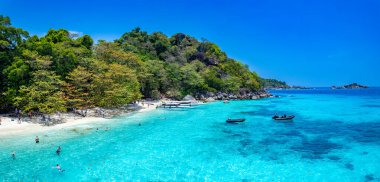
[0,15,276,123]
[331,83,369,89]
[260,78,312,90]
[260,78,290,89]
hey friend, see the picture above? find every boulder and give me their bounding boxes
[251,95,259,100]
[183,95,196,101]
[205,97,215,102]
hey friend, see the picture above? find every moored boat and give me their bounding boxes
[226,118,245,123]
[272,115,295,120]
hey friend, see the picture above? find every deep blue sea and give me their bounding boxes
[1,88,380,181]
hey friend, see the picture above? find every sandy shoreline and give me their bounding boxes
[0,101,161,138]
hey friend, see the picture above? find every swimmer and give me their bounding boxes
[11,151,16,159]
[53,164,65,172]
[35,136,40,143]
[56,146,61,155]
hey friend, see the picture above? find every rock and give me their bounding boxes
[259,94,267,98]
[182,95,196,101]
[206,92,215,97]
[251,95,259,100]
[205,97,215,102]
[196,90,272,101]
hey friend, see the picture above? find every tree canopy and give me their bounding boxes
[0,15,268,114]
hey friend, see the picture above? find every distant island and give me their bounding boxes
[260,78,290,89]
[260,78,312,90]
[331,83,369,89]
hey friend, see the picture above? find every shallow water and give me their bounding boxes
[1,88,380,181]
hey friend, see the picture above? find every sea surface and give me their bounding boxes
[1,88,380,181]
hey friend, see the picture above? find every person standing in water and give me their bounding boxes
[11,151,16,159]
[35,136,40,143]
[56,146,61,155]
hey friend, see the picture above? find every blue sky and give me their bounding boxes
[1,0,380,86]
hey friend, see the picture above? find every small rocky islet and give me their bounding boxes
[331,83,369,89]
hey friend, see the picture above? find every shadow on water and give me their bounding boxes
[345,163,354,170]
[362,104,380,108]
[327,155,342,161]
[222,119,380,162]
[201,106,380,166]
[270,120,380,159]
[294,120,380,145]
[238,107,297,117]
[291,137,343,160]
[365,174,376,182]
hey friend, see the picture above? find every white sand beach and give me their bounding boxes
[0,101,162,138]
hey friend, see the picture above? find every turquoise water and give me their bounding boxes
[1,88,380,181]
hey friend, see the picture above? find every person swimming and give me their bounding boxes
[11,151,16,159]
[56,146,61,155]
[53,164,65,172]
[35,136,40,143]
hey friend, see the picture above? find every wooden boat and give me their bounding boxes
[272,115,295,120]
[226,118,245,123]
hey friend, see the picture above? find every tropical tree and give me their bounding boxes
[0,15,29,111]
[14,53,66,114]
[91,61,141,107]
[63,66,94,109]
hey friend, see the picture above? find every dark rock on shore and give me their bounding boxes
[196,90,272,101]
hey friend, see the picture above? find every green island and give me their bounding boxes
[259,78,290,89]
[1,1,379,181]
[0,15,274,115]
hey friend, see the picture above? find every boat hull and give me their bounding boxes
[272,116,295,120]
[226,119,246,123]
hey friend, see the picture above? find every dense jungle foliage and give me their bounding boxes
[0,15,268,114]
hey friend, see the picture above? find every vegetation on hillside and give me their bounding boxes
[259,78,289,89]
[0,15,265,114]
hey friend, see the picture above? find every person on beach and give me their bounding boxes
[0,117,2,125]
[17,110,21,123]
[35,136,40,143]
[56,146,61,155]
[11,151,16,159]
